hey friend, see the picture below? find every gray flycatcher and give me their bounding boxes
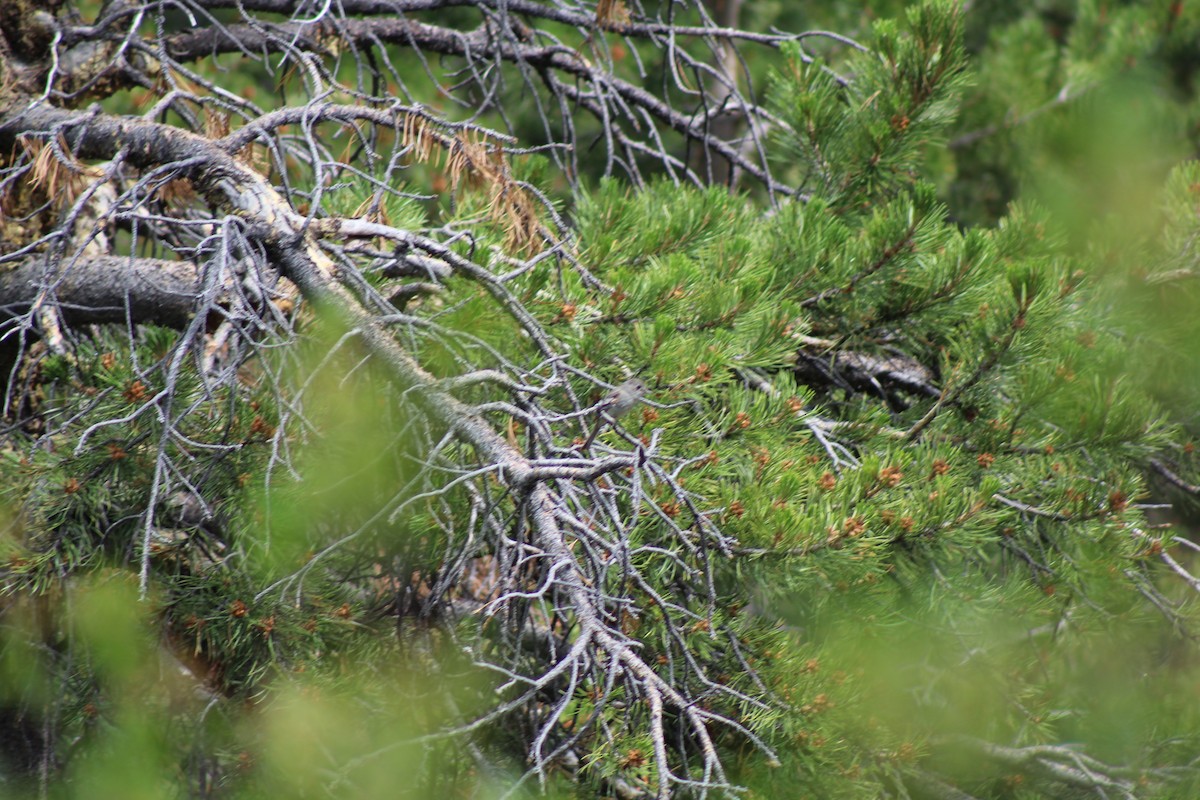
[583,377,647,448]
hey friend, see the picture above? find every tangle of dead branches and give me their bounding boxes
[0,0,857,795]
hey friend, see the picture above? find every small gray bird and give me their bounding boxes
[583,377,647,449]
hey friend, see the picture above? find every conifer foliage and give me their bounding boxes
[0,0,1198,798]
